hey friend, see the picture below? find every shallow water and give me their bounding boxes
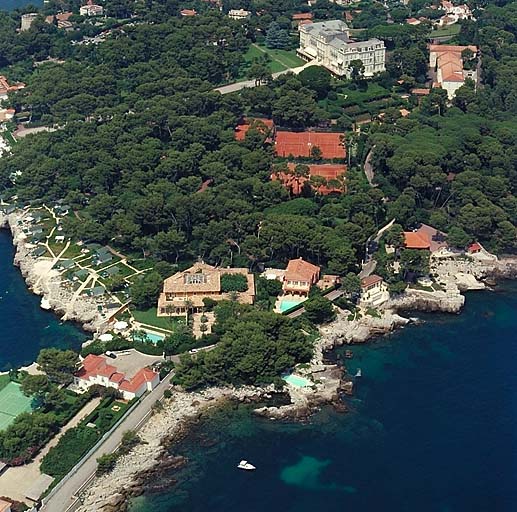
[130,283,517,512]
[0,230,86,369]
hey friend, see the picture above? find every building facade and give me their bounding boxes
[360,275,389,307]
[429,44,478,99]
[282,258,320,296]
[298,20,386,78]
[74,354,160,400]
[228,9,251,20]
[157,262,255,316]
[80,2,104,16]
[20,13,38,32]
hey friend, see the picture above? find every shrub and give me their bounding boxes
[96,453,118,476]
[41,426,99,479]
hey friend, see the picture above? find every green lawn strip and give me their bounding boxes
[0,375,11,393]
[242,44,287,75]
[132,307,183,332]
[3,131,17,146]
[431,24,461,37]
[258,46,305,68]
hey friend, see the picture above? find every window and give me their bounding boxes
[184,273,207,285]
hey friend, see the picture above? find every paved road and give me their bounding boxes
[41,374,174,512]
[214,60,316,95]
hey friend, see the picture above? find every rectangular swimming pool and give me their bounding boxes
[279,300,303,313]
[145,331,165,344]
[283,374,312,388]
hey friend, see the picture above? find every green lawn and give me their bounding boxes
[257,46,305,68]
[431,24,461,38]
[132,307,183,332]
[0,375,10,393]
[243,44,286,74]
[241,44,305,78]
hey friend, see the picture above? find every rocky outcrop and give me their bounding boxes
[0,211,105,333]
[75,386,270,512]
[390,288,465,314]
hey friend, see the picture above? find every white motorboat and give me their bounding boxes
[237,460,256,471]
[355,368,362,378]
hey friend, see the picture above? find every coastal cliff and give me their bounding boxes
[0,211,105,333]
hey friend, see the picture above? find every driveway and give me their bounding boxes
[214,60,317,95]
[40,373,174,512]
[109,349,163,379]
[0,397,101,504]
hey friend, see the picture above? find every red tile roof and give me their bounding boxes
[292,13,313,20]
[235,118,275,141]
[110,372,125,384]
[275,131,345,159]
[361,274,383,288]
[76,354,159,395]
[468,242,481,253]
[411,88,430,95]
[285,258,320,283]
[404,224,447,252]
[404,231,431,250]
[119,368,158,393]
[0,75,25,96]
[272,163,346,195]
[180,9,197,16]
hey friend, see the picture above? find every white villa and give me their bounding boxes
[74,354,160,400]
[360,275,389,307]
[228,9,251,20]
[429,44,478,99]
[297,20,385,78]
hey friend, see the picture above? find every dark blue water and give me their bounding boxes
[130,283,517,512]
[0,229,86,370]
[2,0,43,11]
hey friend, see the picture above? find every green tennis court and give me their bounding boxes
[0,382,34,430]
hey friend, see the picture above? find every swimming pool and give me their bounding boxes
[283,374,312,388]
[279,300,303,313]
[144,332,165,344]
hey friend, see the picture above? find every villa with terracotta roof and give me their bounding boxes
[360,274,389,307]
[80,1,104,16]
[234,118,275,141]
[292,12,313,26]
[74,354,160,400]
[275,131,346,159]
[272,163,346,196]
[0,500,11,512]
[0,76,25,101]
[404,224,448,253]
[282,258,320,296]
[157,262,255,316]
[429,44,478,99]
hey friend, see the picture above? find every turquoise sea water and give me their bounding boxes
[0,230,86,370]
[130,283,517,512]
[2,0,43,11]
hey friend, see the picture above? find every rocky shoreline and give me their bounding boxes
[0,210,107,333]
[75,386,273,512]
[4,208,517,510]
